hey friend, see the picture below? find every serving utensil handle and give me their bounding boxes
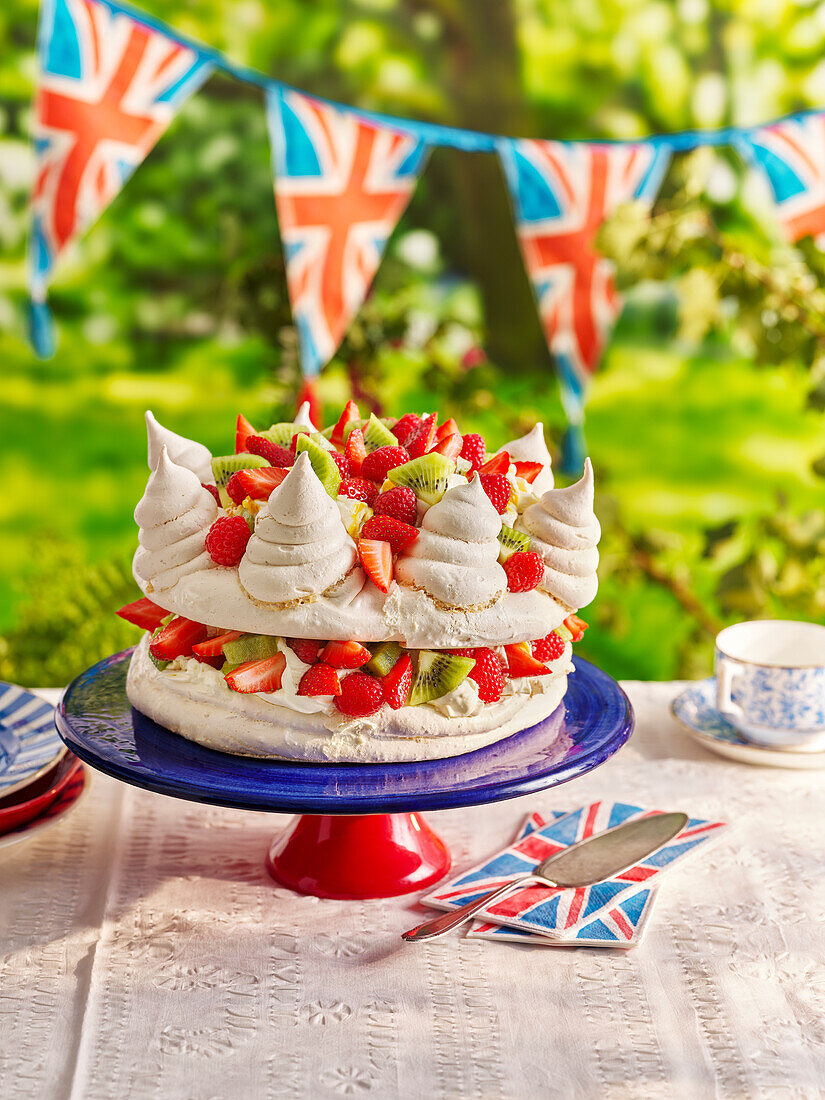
[401,875,542,942]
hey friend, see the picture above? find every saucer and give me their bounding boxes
[671,680,825,769]
[0,682,65,798]
[0,765,89,852]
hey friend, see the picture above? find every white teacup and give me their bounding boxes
[715,620,825,749]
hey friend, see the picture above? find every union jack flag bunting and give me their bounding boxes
[422,800,727,941]
[266,86,429,377]
[29,0,213,353]
[736,115,825,244]
[497,139,670,440]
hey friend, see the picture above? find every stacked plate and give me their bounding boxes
[0,682,88,851]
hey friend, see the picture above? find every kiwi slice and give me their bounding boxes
[222,634,279,666]
[497,526,532,562]
[408,650,475,706]
[258,422,295,447]
[211,453,269,488]
[387,453,454,505]
[295,434,341,498]
[367,641,404,677]
[362,413,398,452]
[148,618,175,671]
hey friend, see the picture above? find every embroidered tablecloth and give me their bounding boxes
[2,682,824,1099]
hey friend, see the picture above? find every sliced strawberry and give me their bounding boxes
[116,597,168,632]
[331,399,360,447]
[432,433,462,460]
[192,630,244,658]
[149,616,209,661]
[288,638,324,664]
[361,515,419,554]
[564,614,589,642]
[320,640,372,669]
[435,418,459,442]
[479,450,510,476]
[194,653,225,669]
[346,427,367,477]
[514,460,543,484]
[391,413,421,446]
[298,663,342,696]
[236,414,256,453]
[504,642,551,678]
[358,538,393,593]
[225,652,287,694]
[383,653,412,709]
[406,413,438,459]
[226,466,289,503]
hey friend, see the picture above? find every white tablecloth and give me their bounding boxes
[2,681,824,1099]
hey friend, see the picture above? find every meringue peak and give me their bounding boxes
[293,401,318,432]
[539,457,593,524]
[267,451,334,526]
[498,422,554,494]
[145,410,213,483]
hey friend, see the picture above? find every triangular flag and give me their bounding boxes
[266,86,429,376]
[735,115,825,244]
[29,0,213,355]
[498,138,670,470]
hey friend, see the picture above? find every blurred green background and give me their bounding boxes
[2,0,825,687]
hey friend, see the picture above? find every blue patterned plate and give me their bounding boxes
[56,649,633,815]
[0,682,65,798]
[672,679,825,770]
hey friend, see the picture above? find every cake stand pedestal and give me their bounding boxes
[56,649,633,900]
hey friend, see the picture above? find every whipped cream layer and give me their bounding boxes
[134,447,218,592]
[145,411,213,483]
[396,475,506,609]
[239,453,361,605]
[127,635,571,763]
[517,458,600,610]
[498,422,555,496]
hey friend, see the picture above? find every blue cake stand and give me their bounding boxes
[56,649,633,900]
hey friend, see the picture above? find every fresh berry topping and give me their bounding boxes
[358,538,393,593]
[345,428,367,477]
[116,597,168,632]
[246,435,293,466]
[467,647,505,703]
[202,483,221,506]
[504,642,551,678]
[383,653,413,709]
[564,614,589,642]
[361,445,410,483]
[432,433,462,460]
[224,652,287,693]
[391,413,421,445]
[330,399,359,447]
[236,414,256,453]
[361,515,419,554]
[514,460,543,484]
[449,648,476,658]
[334,671,384,717]
[205,515,252,566]
[331,450,351,478]
[298,663,342,696]
[192,630,243,658]
[479,473,511,514]
[502,550,544,592]
[226,466,288,503]
[339,477,378,505]
[435,418,459,441]
[321,640,372,668]
[288,638,324,664]
[460,433,486,470]
[194,653,225,669]
[405,413,438,458]
[372,486,417,526]
[149,616,208,661]
[532,632,566,661]
[479,450,510,476]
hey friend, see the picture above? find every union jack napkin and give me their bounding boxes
[421,800,728,941]
[466,812,657,947]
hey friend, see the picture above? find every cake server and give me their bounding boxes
[401,811,688,942]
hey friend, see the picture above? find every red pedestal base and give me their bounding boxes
[266,812,452,900]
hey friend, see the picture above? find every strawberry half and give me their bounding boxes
[479,450,510,476]
[345,427,367,477]
[361,515,419,554]
[514,460,543,484]
[298,663,342,696]
[391,413,421,446]
[225,652,287,693]
[226,466,289,503]
[331,399,360,447]
[504,642,551,678]
[288,638,324,664]
[383,653,412,709]
[150,616,209,661]
[432,433,462,460]
[191,630,244,658]
[236,414,256,453]
[435,418,459,441]
[564,614,589,642]
[406,413,438,459]
[320,640,372,669]
[358,538,393,593]
[117,597,168,632]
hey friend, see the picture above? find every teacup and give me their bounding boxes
[715,620,825,748]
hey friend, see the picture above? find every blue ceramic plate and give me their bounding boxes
[0,682,65,798]
[56,649,634,814]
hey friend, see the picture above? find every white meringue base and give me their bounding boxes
[126,636,571,763]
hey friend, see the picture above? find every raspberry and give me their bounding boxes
[391,413,421,445]
[502,550,544,592]
[532,632,565,661]
[202,483,221,506]
[479,473,511,514]
[460,433,486,470]
[372,486,417,526]
[361,446,409,483]
[205,515,252,566]
[331,450,351,478]
[288,638,323,664]
[338,478,378,505]
[246,435,293,466]
[361,515,418,554]
[467,647,505,703]
[297,663,342,697]
[334,671,384,717]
